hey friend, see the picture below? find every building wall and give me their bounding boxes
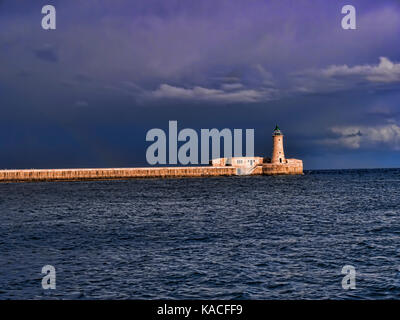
[210,158,228,166]
[229,157,264,167]
[211,157,263,167]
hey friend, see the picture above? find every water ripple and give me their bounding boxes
[0,169,400,299]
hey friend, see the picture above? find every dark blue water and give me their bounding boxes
[1,169,400,299]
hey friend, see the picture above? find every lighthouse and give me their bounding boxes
[271,125,286,164]
[210,124,303,175]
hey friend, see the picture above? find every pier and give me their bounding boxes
[0,167,237,183]
[0,161,302,183]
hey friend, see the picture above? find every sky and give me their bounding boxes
[1,0,400,169]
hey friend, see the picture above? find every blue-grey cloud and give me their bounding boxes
[33,45,58,63]
[74,100,89,107]
[318,122,400,150]
[149,84,276,103]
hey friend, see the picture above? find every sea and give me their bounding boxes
[0,169,399,299]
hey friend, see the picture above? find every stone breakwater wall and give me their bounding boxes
[0,167,237,183]
[261,160,303,175]
[0,161,303,183]
[250,160,303,175]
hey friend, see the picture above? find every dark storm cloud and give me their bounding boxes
[73,73,92,83]
[0,0,400,169]
[33,45,59,62]
[16,70,31,78]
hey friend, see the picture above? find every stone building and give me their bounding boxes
[211,125,303,175]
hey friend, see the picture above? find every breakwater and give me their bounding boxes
[0,167,237,183]
[0,162,303,183]
[261,160,303,175]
